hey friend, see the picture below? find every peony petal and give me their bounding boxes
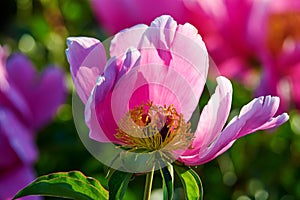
[180,76,232,159]
[168,21,209,101]
[66,37,107,104]
[144,15,177,51]
[193,96,289,165]
[87,48,141,142]
[0,165,40,200]
[85,87,117,143]
[86,62,118,142]
[110,24,148,57]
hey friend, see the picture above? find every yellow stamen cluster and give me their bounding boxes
[115,102,193,155]
[267,11,300,55]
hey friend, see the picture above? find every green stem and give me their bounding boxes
[143,168,155,200]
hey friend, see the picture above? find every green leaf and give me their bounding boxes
[108,170,133,200]
[160,165,174,200]
[13,171,108,200]
[174,164,203,200]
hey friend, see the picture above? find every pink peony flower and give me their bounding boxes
[0,46,66,199]
[67,16,288,170]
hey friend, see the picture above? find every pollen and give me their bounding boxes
[115,101,193,157]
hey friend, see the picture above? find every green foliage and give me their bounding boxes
[14,171,108,200]
[161,165,174,200]
[174,164,203,200]
[108,170,133,200]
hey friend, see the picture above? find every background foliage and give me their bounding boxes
[1,0,299,199]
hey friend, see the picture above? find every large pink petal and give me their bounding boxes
[192,96,289,165]
[0,109,37,166]
[87,48,141,142]
[179,76,232,161]
[66,37,107,104]
[111,16,209,118]
[0,165,40,200]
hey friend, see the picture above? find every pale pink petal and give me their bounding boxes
[110,24,148,57]
[66,37,107,104]
[169,22,208,101]
[179,140,236,166]
[192,96,289,165]
[0,109,37,165]
[180,76,232,159]
[111,16,177,68]
[0,165,40,200]
[144,15,177,50]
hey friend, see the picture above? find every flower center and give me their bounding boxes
[267,11,300,55]
[115,102,193,154]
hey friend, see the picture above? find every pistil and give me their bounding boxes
[115,102,194,157]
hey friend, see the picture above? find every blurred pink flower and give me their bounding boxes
[89,0,189,34]
[0,46,66,199]
[186,0,300,111]
[250,0,300,111]
[67,16,288,167]
[184,0,261,83]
